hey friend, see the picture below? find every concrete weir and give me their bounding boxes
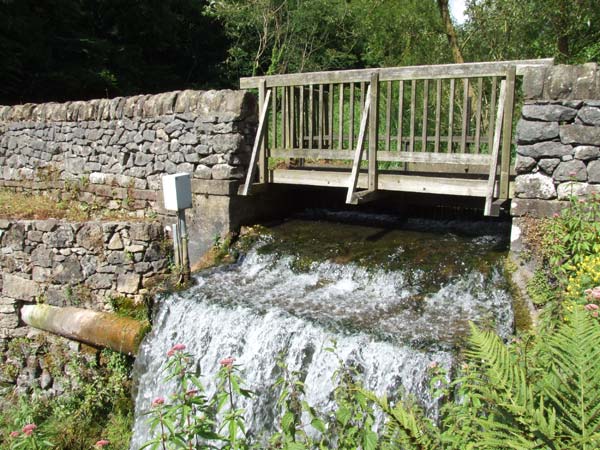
[21,304,145,355]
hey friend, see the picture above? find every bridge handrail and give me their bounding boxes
[240,58,554,215]
[240,59,554,88]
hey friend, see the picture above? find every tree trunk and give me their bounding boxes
[557,35,570,59]
[437,0,465,64]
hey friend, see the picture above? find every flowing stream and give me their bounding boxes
[130,212,513,448]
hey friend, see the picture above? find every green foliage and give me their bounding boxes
[0,0,229,104]
[142,346,252,449]
[542,194,600,279]
[207,0,362,79]
[564,254,600,316]
[2,0,600,105]
[0,347,133,450]
[463,0,600,63]
[527,269,558,307]
[110,295,150,323]
[373,309,600,449]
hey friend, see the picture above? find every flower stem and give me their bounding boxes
[227,371,236,447]
[158,410,167,450]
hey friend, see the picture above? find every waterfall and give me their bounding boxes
[130,217,513,448]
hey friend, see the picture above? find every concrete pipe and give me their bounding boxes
[21,304,147,356]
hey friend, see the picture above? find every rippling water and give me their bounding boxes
[130,215,512,448]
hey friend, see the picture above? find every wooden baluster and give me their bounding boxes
[338,83,344,150]
[385,80,392,152]
[349,82,355,150]
[282,86,287,149]
[290,86,296,148]
[258,80,267,183]
[474,77,483,154]
[460,78,469,153]
[447,79,455,153]
[299,86,304,148]
[500,67,516,200]
[318,84,324,149]
[328,83,334,149]
[308,85,314,150]
[488,76,498,154]
[422,79,429,152]
[409,80,416,152]
[360,82,365,111]
[397,80,404,151]
[434,79,442,153]
[272,87,277,149]
[369,72,379,191]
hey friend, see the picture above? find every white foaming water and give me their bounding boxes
[130,236,512,448]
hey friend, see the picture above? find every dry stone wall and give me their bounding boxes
[512,64,600,218]
[0,89,266,261]
[0,219,168,340]
[0,90,256,198]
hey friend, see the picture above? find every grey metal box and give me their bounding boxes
[162,173,192,211]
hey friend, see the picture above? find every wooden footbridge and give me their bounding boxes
[239,59,553,216]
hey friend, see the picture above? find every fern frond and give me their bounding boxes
[363,390,440,450]
[540,309,600,447]
[465,324,557,448]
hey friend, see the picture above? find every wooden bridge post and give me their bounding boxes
[500,66,516,200]
[369,72,379,191]
[258,79,268,184]
[241,82,271,196]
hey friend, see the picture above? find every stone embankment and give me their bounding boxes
[0,90,264,261]
[0,219,167,340]
[512,64,600,217]
[0,90,255,194]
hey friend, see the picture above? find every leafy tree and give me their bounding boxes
[207,0,363,80]
[0,0,230,104]
[462,0,600,63]
[352,0,451,68]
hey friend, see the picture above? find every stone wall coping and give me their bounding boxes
[0,89,256,123]
[0,218,159,227]
[523,63,600,101]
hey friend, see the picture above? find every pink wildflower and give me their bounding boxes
[151,397,165,407]
[9,431,19,438]
[593,311,599,318]
[22,424,36,436]
[219,356,235,369]
[552,212,560,218]
[591,287,600,300]
[95,439,110,448]
[167,343,186,357]
[428,361,438,369]
[585,303,599,311]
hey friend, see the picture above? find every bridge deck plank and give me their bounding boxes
[270,168,513,198]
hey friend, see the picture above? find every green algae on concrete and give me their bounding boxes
[257,218,509,294]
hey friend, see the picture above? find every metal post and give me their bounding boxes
[172,223,181,267]
[177,209,190,282]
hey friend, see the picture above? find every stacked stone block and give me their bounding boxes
[0,220,168,340]
[0,90,257,211]
[512,64,600,217]
[515,101,600,201]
